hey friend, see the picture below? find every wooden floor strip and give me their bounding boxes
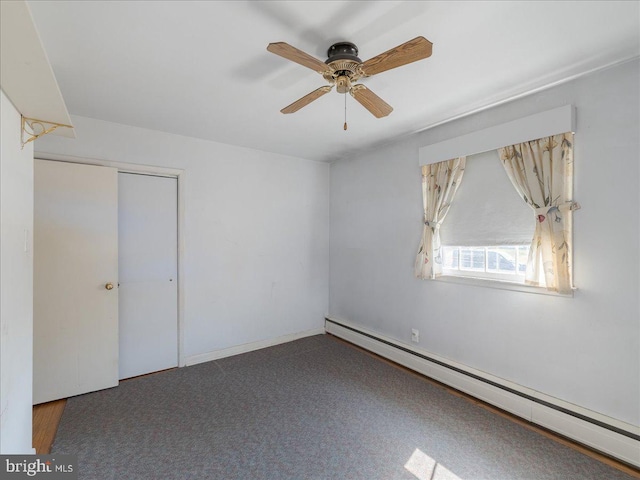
[32,399,66,454]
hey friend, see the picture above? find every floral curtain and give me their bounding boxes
[499,133,576,294]
[415,157,466,279]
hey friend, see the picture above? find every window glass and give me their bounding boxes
[442,245,535,284]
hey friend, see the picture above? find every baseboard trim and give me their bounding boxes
[325,316,640,468]
[184,327,325,366]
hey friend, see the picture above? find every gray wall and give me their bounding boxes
[329,59,640,426]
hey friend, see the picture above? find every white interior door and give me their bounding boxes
[33,160,119,404]
[118,173,178,380]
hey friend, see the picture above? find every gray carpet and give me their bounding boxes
[52,334,636,480]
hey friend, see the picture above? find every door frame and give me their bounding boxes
[34,153,186,368]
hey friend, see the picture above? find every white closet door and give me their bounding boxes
[33,160,119,404]
[118,173,178,380]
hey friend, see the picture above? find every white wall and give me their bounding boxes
[35,117,329,361]
[0,90,35,453]
[329,59,640,427]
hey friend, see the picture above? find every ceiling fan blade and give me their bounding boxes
[281,86,333,114]
[360,36,433,76]
[350,85,393,118]
[267,42,329,73]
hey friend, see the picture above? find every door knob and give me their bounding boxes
[105,282,114,290]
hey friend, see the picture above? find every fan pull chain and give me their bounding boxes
[343,93,348,131]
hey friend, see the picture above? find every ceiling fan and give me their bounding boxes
[266,36,433,120]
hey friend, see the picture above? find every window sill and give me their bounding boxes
[434,275,574,297]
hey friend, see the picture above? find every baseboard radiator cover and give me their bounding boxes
[325,317,640,468]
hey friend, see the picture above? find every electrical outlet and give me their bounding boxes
[411,329,419,343]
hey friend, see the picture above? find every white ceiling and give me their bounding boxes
[27,1,639,162]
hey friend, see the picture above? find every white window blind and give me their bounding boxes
[439,150,533,246]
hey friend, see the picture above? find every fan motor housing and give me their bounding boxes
[324,42,363,87]
[326,42,361,63]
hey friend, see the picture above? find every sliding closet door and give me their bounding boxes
[118,172,178,380]
[33,160,119,404]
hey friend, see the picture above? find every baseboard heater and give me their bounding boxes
[325,317,640,468]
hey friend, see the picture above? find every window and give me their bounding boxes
[438,150,538,286]
[442,245,530,283]
[417,106,576,293]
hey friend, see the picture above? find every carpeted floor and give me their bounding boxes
[52,334,636,479]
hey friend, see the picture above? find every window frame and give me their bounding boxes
[434,273,570,296]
